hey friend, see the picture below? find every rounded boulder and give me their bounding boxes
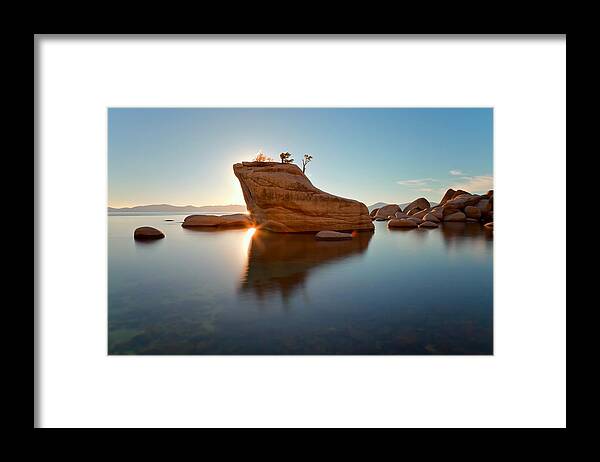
[315,230,354,241]
[388,218,418,228]
[134,226,165,240]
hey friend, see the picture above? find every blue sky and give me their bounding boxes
[108,108,493,207]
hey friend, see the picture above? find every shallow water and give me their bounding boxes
[108,214,493,355]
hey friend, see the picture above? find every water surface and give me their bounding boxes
[108,214,493,355]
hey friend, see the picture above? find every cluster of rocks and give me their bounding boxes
[369,189,494,230]
[132,163,494,240]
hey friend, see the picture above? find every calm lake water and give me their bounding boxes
[108,213,493,355]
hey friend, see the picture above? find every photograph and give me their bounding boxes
[36,34,566,429]
[108,107,494,355]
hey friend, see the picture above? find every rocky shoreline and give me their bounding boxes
[371,188,493,230]
[132,163,493,240]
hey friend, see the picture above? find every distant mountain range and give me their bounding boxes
[108,204,247,213]
[368,201,438,212]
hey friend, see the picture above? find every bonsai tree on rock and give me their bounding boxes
[253,151,274,162]
[301,154,313,174]
[280,152,294,164]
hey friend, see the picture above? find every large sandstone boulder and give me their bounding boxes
[374,204,401,219]
[369,208,380,218]
[182,213,253,228]
[419,221,439,228]
[233,162,374,233]
[315,230,353,241]
[134,226,165,240]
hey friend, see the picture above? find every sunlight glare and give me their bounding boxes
[242,227,257,256]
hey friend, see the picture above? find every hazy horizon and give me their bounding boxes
[108,108,493,208]
[107,203,246,209]
[107,199,437,210]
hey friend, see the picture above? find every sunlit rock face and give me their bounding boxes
[233,162,374,233]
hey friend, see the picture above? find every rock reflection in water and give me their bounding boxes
[440,222,493,250]
[240,230,373,300]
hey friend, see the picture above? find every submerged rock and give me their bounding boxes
[388,218,418,228]
[233,162,374,233]
[315,230,353,241]
[182,213,252,228]
[133,226,165,240]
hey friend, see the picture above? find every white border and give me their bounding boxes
[36,36,566,428]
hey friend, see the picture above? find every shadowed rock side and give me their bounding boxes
[133,226,165,240]
[182,213,252,228]
[233,162,374,233]
[240,230,373,301]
